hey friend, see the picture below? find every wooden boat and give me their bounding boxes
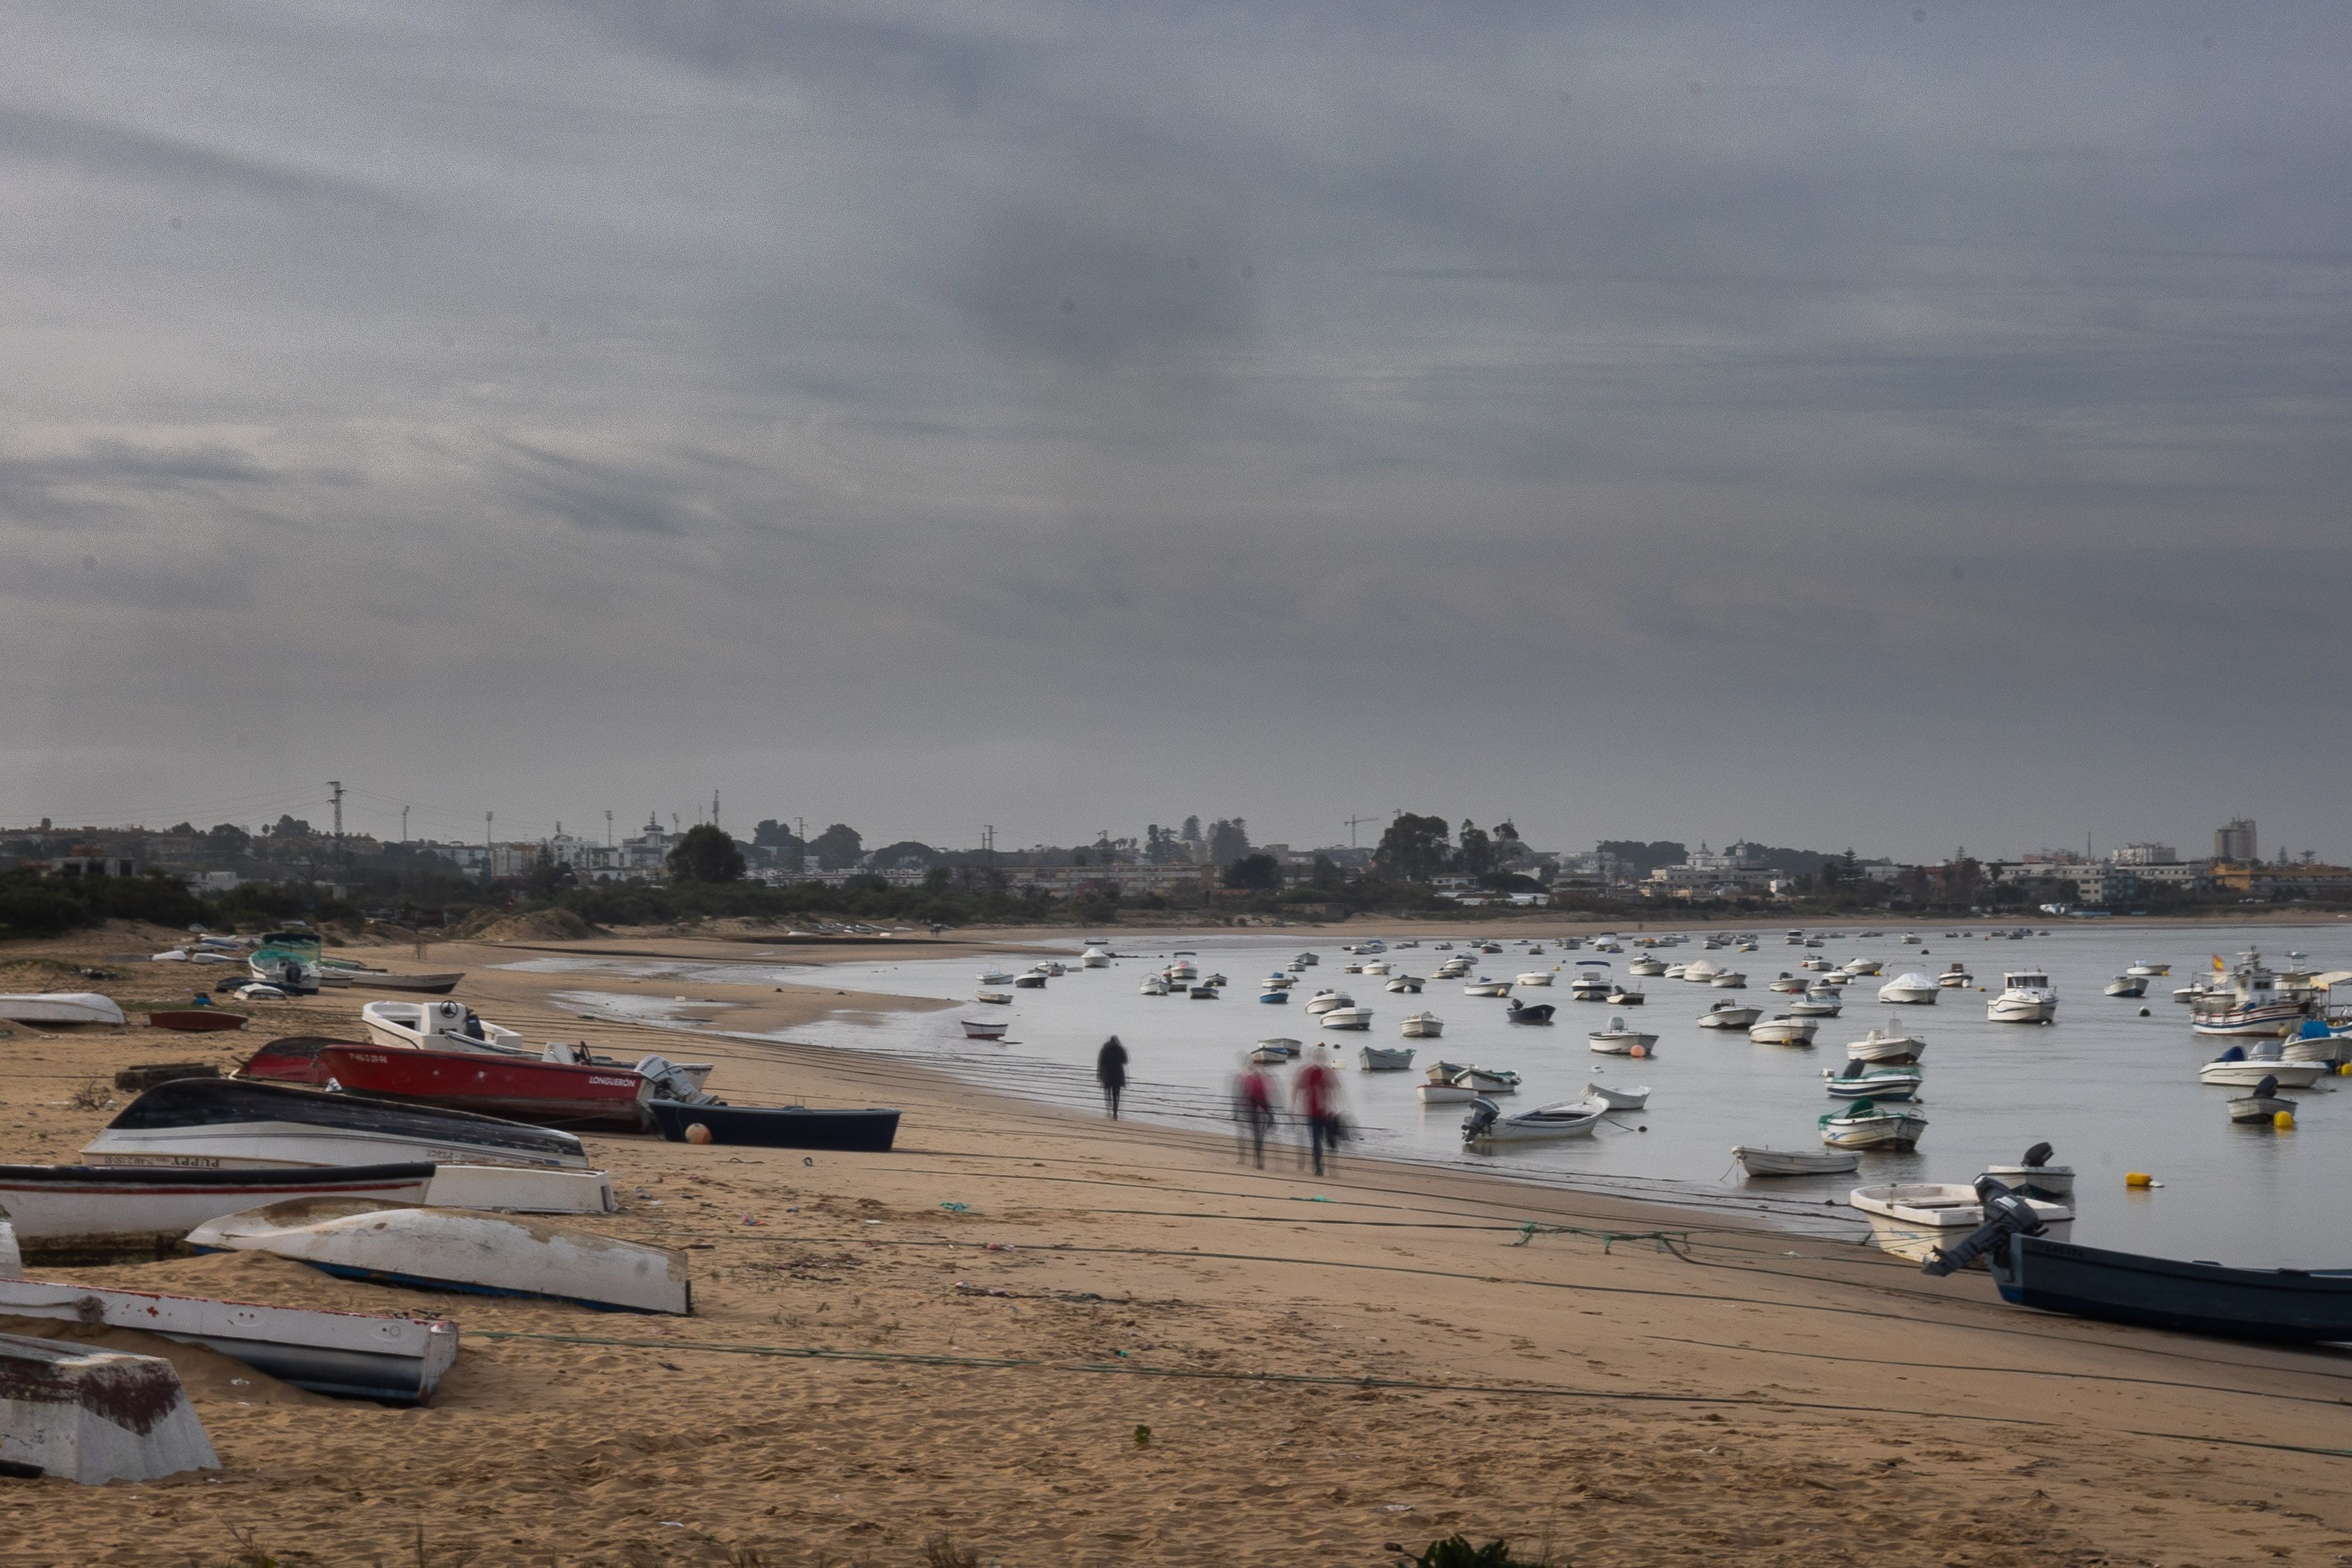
[146,1010,248,1034]
[1988,1233,2352,1343]
[1581,1080,1649,1110]
[959,1016,1009,1040]
[0,1162,433,1264]
[267,1043,651,1131]
[1503,999,1556,1025]
[1733,1146,1859,1178]
[0,1277,456,1403]
[977,989,1014,1004]
[645,1099,899,1152]
[1359,1045,1415,1072]
[187,1199,692,1316]
[1463,1096,1604,1144]
[1849,1182,2071,1265]
[0,993,126,1027]
[82,1077,591,1173]
[1819,1099,1926,1150]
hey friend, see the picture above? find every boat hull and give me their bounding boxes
[85,1078,589,1173]
[0,992,127,1027]
[145,1011,249,1034]
[0,1163,434,1262]
[302,1046,649,1131]
[1993,1234,2352,1342]
[646,1099,899,1152]
[1733,1147,1858,1177]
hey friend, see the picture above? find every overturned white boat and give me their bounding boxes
[187,1198,692,1315]
[0,993,126,1027]
[0,1162,435,1264]
[82,1078,591,1173]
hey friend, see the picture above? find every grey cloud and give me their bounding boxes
[0,103,399,214]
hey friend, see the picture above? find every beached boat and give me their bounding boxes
[1847,1023,1926,1063]
[83,1077,591,1172]
[1399,1011,1444,1039]
[1581,1080,1649,1110]
[1819,1099,1926,1150]
[1733,1147,1859,1178]
[1850,1183,2072,1264]
[1503,999,1556,1025]
[1319,1004,1373,1030]
[976,969,1016,986]
[0,1163,435,1264]
[2199,1044,2327,1089]
[146,1009,248,1033]
[1877,972,1939,1005]
[0,1278,458,1404]
[247,931,327,994]
[353,972,465,995]
[1822,1061,1923,1101]
[1987,971,2058,1024]
[0,993,127,1027]
[187,1199,692,1316]
[1587,1017,1657,1055]
[360,1000,528,1055]
[1462,1096,1604,1145]
[2103,975,2149,998]
[1696,1002,1762,1030]
[1359,1045,1416,1072]
[265,1043,652,1131]
[960,1016,1009,1040]
[1748,1015,1817,1046]
[645,1099,899,1151]
[1940,1225,2352,1344]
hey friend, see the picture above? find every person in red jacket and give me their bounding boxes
[1234,1058,1276,1167]
[1293,1048,1340,1176]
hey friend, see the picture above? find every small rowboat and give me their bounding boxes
[147,1010,249,1033]
[960,1016,1009,1040]
[1819,1099,1927,1150]
[645,1099,899,1152]
[1464,1096,1605,1144]
[1359,1045,1415,1071]
[1733,1146,1859,1178]
[0,992,127,1027]
[1851,1182,2073,1264]
[1581,1080,1649,1110]
[0,1162,435,1264]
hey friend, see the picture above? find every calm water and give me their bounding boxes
[503,920,2350,1264]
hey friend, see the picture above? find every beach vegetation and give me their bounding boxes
[1391,1535,1555,1567]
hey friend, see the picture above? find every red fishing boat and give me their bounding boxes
[147,1010,249,1033]
[235,1039,649,1131]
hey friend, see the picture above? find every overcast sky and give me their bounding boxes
[5,3,2348,860]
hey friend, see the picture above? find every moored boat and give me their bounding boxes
[960,1016,1009,1040]
[1986,971,2058,1024]
[1581,1080,1649,1110]
[1587,1016,1657,1055]
[1503,998,1556,1025]
[1319,1004,1373,1030]
[2199,1044,2327,1089]
[1877,972,1940,1005]
[1847,1022,1926,1063]
[1462,1096,1604,1144]
[2227,1076,2297,1124]
[1359,1045,1416,1071]
[1696,1001,1761,1030]
[1399,1011,1444,1039]
[1733,1146,1859,1177]
[1823,1060,1923,1101]
[1749,1014,1817,1046]
[1819,1098,1927,1150]
[2104,975,2149,998]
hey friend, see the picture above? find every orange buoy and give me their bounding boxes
[685,1122,714,1145]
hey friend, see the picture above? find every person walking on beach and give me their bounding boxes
[1234,1057,1275,1167]
[1294,1048,1340,1177]
[1096,1035,1129,1120]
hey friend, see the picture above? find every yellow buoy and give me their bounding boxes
[2125,1172,2154,1188]
[2275,1110,2295,1131]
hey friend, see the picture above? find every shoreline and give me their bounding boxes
[1,924,2347,1561]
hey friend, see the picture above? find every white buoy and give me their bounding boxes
[0,1334,219,1484]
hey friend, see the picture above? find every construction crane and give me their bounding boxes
[1343,812,1388,851]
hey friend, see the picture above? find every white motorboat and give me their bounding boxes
[960,1016,1009,1040]
[1293,952,1320,967]
[1844,958,1885,977]
[1341,961,1364,975]
[82,1078,591,1174]
[1399,1011,1444,1039]
[1255,1037,1301,1059]
[1800,956,1832,972]
[1849,1183,2071,1264]
[1627,956,1667,977]
[1587,1017,1657,1055]
[2190,951,2326,1038]
[1303,991,1352,1016]
[1818,1100,1927,1150]
[1080,945,1113,968]
[1568,970,1611,1000]
[1696,1001,1762,1030]
[1452,1066,1522,1095]
[1515,972,1554,987]
[1463,978,1512,998]
[2125,961,2170,978]
[1164,960,1198,985]
[1901,935,1921,946]
[1416,1079,1480,1105]
[1821,968,1856,987]
[1787,989,1843,1017]
[1733,1146,1858,1178]
[187,1198,691,1315]
[1877,972,1940,1006]
[1384,976,1425,993]
[1709,971,1749,989]
[1035,961,1067,977]
[1749,1015,1818,1046]
[1359,1045,1415,1072]
[1987,971,2058,1023]
[2199,1045,2326,1089]
[1138,977,1168,997]
[1605,984,1647,1006]
[0,1163,437,1264]
[1980,1143,2074,1202]
[978,989,1014,1005]
[1846,1023,1925,1063]
[0,992,127,1027]
[1822,1061,1922,1101]
[1014,972,1047,989]
[2283,1018,2352,1065]
[361,1000,530,1056]
[1581,1080,1649,1110]
[1187,983,1219,1000]
[1935,963,1973,988]
[976,969,1016,987]
[1662,963,1689,981]
[1767,975,1807,994]
[1320,1005,1374,1031]
[1684,959,1721,984]
[2104,975,2148,998]
[1431,942,1453,952]
[1361,960,1391,976]
[1462,1096,1604,1144]
[1262,972,1295,991]
[1249,1044,1294,1065]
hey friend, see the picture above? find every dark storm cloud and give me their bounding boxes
[6,2,2351,857]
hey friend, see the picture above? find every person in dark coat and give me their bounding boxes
[1096,1035,1129,1119]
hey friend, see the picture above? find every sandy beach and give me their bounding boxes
[0,924,2346,1565]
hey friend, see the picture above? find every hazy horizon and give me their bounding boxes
[8,6,2347,862]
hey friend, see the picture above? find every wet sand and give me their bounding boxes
[0,924,2346,1565]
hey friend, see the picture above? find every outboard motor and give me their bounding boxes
[635,1054,716,1105]
[1462,1096,1501,1142]
[1921,1177,2046,1277]
[2020,1140,2054,1170]
[1839,1058,1866,1080]
[2254,1073,2280,1099]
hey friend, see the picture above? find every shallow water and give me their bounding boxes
[502,920,2351,1264]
